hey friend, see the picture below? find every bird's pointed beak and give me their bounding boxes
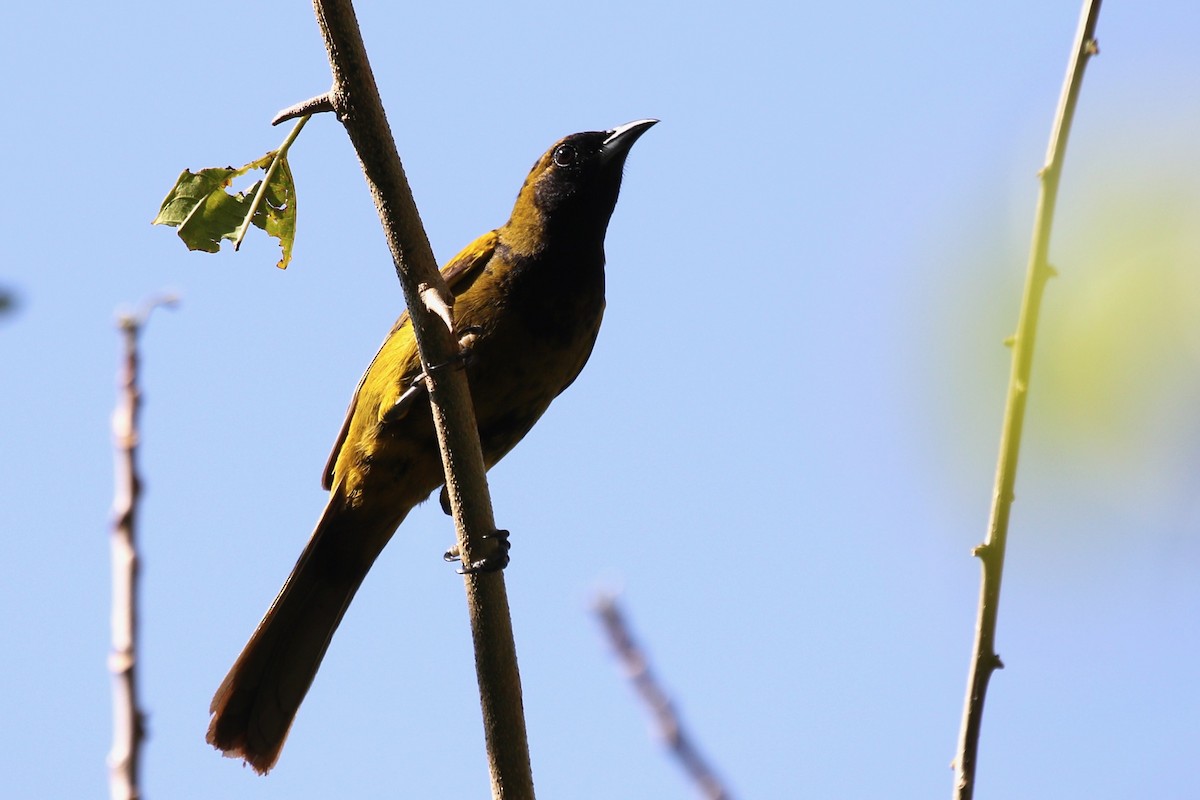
[601,119,658,164]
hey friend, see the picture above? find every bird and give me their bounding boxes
[206,119,657,774]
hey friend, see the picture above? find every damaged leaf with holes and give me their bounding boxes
[153,150,297,269]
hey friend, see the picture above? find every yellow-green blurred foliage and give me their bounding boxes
[929,129,1200,524]
[1039,169,1200,451]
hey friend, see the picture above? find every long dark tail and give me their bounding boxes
[206,492,406,774]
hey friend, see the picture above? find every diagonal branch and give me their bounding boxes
[952,3,1103,798]
[303,1,533,797]
[596,594,734,800]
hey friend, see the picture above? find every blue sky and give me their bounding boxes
[3,2,1199,798]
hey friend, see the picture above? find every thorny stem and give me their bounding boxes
[952,3,1103,799]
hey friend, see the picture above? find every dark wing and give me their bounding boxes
[321,231,499,490]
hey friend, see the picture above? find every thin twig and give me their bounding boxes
[304,1,533,797]
[108,295,177,800]
[595,594,734,800]
[953,4,1102,798]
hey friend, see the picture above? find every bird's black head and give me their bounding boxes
[503,119,657,254]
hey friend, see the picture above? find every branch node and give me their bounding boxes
[272,91,335,126]
[418,282,456,332]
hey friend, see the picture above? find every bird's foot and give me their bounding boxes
[444,529,511,574]
[392,327,486,422]
[422,325,484,379]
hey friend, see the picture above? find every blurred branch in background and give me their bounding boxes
[0,286,16,318]
[108,294,177,800]
[953,3,1103,799]
[595,593,734,800]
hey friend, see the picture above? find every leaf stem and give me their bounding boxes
[233,114,310,252]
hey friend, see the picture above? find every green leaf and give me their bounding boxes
[153,151,297,268]
[153,167,237,252]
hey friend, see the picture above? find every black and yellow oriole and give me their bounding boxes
[206,119,656,773]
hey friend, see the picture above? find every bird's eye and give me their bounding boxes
[552,144,578,167]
